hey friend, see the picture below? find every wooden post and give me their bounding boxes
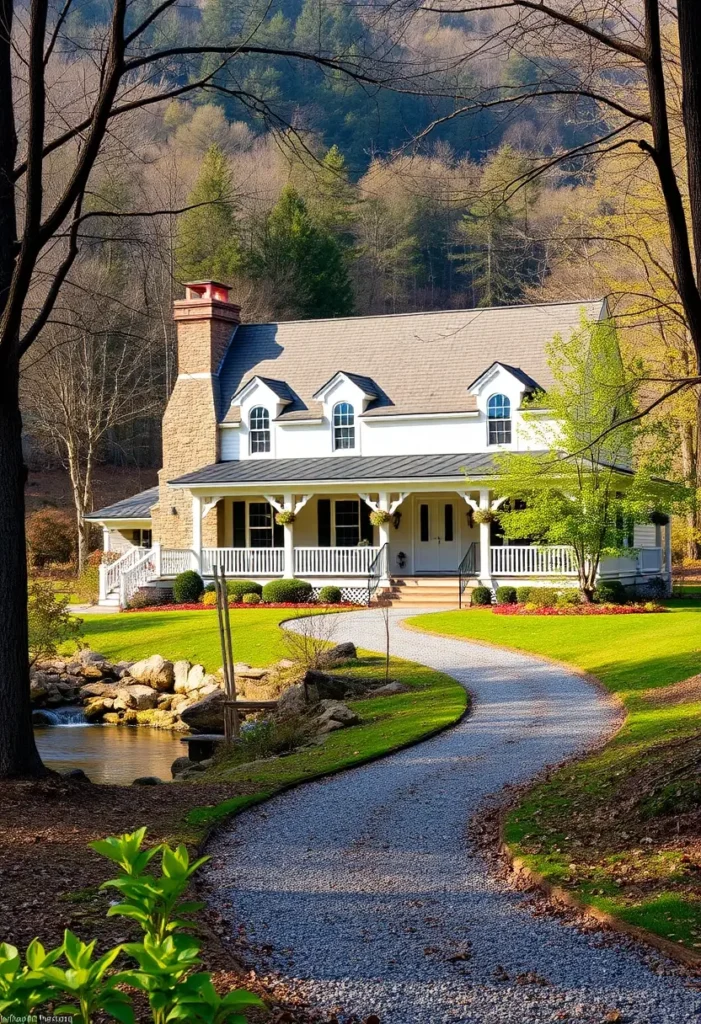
[214,564,239,744]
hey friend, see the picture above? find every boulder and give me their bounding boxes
[184,664,206,692]
[157,694,173,709]
[317,642,357,667]
[370,681,410,697]
[77,649,108,665]
[115,684,160,711]
[103,713,123,724]
[63,768,91,782]
[276,658,297,670]
[233,663,268,680]
[84,698,114,721]
[134,709,186,731]
[81,663,108,681]
[132,776,163,786]
[79,681,120,700]
[129,655,174,692]
[29,677,48,702]
[171,756,195,777]
[302,669,349,702]
[276,683,308,718]
[173,660,192,693]
[316,700,359,726]
[179,689,227,734]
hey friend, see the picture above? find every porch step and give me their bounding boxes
[373,576,479,608]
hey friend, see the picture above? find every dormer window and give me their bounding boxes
[487,394,511,445]
[333,402,355,450]
[250,406,270,453]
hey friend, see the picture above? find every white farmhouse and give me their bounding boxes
[87,281,671,607]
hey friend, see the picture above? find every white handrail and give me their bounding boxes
[201,547,285,576]
[294,546,381,576]
[119,549,157,607]
[160,549,193,576]
[490,545,577,576]
[104,546,148,595]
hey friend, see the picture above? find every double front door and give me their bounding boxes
[415,498,459,573]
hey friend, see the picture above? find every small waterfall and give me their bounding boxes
[32,705,88,727]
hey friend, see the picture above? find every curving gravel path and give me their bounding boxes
[206,609,700,1024]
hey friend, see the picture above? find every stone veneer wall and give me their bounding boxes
[150,296,240,550]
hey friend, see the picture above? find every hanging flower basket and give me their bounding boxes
[473,508,496,525]
[369,508,392,527]
[649,510,670,526]
[275,509,296,526]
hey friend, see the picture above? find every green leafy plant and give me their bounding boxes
[261,578,312,603]
[495,585,517,605]
[241,593,261,605]
[318,585,342,604]
[173,571,204,604]
[0,829,263,1024]
[225,579,263,601]
[369,508,391,527]
[528,586,560,609]
[515,586,533,603]
[472,508,496,525]
[471,585,492,606]
[274,509,296,526]
[28,580,83,665]
[594,579,628,605]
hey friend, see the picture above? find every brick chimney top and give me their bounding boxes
[183,280,231,303]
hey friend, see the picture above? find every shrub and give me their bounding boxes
[495,585,517,606]
[26,508,75,567]
[262,578,313,603]
[172,570,204,604]
[242,592,261,605]
[204,581,216,593]
[595,579,628,605]
[515,586,533,604]
[471,585,492,606]
[28,581,83,664]
[529,587,559,609]
[202,591,218,606]
[556,589,582,608]
[225,579,263,601]
[75,564,101,604]
[0,829,263,1023]
[319,585,342,604]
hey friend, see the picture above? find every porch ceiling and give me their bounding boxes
[169,452,527,488]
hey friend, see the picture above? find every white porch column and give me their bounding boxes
[377,492,391,584]
[283,492,295,579]
[153,541,162,578]
[102,527,110,553]
[98,563,108,603]
[478,487,492,584]
[191,494,202,573]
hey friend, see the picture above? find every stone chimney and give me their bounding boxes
[151,282,241,551]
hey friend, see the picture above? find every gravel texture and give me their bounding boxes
[206,609,701,1023]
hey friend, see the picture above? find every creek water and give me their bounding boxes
[34,714,183,785]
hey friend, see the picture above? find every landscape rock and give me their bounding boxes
[81,663,108,680]
[134,709,186,731]
[84,698,114,721]
[317,641,357,666]
[173,660,192,693]
[276,658,297,670]
[115,684,160,711]
[233,663,268,679]
[302,669,349,702]
[179,689,226,733]
[77,649,108,665]
[171,756,195,777]
[129,654,174,691]
[316,700,359,726]
[79,681,119,700]
[132,776,163,785]
[63,768,91,782]
[184,664,206,693]
[276,683,308,718]
[29,678,48,702]
[370,681,410,696]
[103,713,122,724]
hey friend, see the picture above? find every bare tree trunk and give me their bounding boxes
[678,3,701,287]
[0,356,46,777]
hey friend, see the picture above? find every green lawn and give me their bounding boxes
[78,608,303,669]
[408,602,701,952]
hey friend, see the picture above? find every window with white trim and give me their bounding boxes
[249,502,274,547]
[335,500,360,546]
[487,394,511,444]
[333,402,355,450]
[249,406,271,453]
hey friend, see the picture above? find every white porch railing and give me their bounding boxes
[639,547,663,573]
[161,548,192,576]
[201,547,285,576]
[119,549,157,606]
[294,546,381,576]
[491,545,578,576]
[99,546,148,601]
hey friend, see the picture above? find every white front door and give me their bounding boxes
[414,499,460,573]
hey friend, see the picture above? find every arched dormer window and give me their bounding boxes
[333,402,355,450]
[249,406,270,453]
[487,394,511,445]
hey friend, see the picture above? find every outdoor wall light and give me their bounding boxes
[171,506,178,516]
[392,510,402,529]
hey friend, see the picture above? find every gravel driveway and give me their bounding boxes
[206,609,700,1024]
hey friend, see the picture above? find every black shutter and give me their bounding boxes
[233,501,246,547]
[360,501,374,545]
[273,516,284,548]
[318,499,331,546]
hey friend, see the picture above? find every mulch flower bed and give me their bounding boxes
[125,601,362,613]
[492,602,667,616]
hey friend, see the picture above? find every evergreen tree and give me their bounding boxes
[177,144,242,283]
[250,185,354,318]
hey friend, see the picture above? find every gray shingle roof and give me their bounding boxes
[170,453,524,487]
[217,300,606,422]
[85,486,159,520]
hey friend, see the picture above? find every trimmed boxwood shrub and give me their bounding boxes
[515,586,533,604]
[495,585,517,606]
[173,569,204,603]
[261,578,313,603]
[471,585,492,606]
[529,587,559,609]
[595,579,628,605]
[242,592,261,605]
[319,585,342,604]
[556,589,582,607]
[204,582,216,593]
[226,579,263,601]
